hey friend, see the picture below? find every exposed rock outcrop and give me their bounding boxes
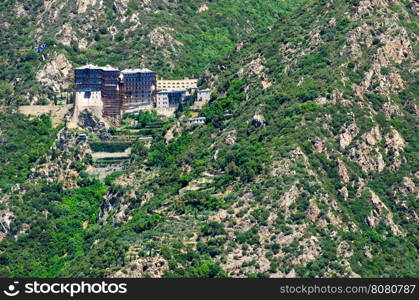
[339,122,359,149]
[148,27,183,53]
[111,256,168,278]
[76,0,99,14]
[99,189,119,223]
[337,158,350,184]
[349,126,385,172]
[28,128,90,189]
[398,177,416,196]
[36,53,72,94]
[197,4,209,13]
[251,114,266,128]
[0,210,14,242]
[224,130,237,145]
[14,1,27,17]
[365,189,405,236]
[78,110,110,140]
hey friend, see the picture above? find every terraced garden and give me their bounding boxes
[87,111,174,179]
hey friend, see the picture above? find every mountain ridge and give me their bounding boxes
[0,0,305,105]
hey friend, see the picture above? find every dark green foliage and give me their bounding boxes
[104,171,124,186]
[235,227,260,245]
[175,191,222,213]
[90,142,130,153]
[197,238,225,258]
[131,214,165,234]
[200,222,226,236]
[134,111,158,128]
[165,258,227,278]
[251,208,270,226]
[0,113,57,191]
[0,181,107,277]
[365,93,386,111]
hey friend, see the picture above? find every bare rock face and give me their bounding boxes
[399,177,416,196]
[248,57,265,75]
[312,137,326,154]
[261,80,272,89]
[365,126,381,146]
[76,0,99,14]
[36,53,72,94]
[164,123,177,144]
[148,27,183,53]
[348,126,406,173]
[28,128,90,189]
[292,237,321,265]
[339,122,359,149]
[99,189,119,223]
[197,4,209,13]
[376,26,413,66]
[349,126,386,172]
[0,210,14,242]
[30,162,81,189]
[347,24,372,60]
[14,1,27,17]
[370,24,411,95]
[57,23,89,50]
[271,147,312,177]
[385,129,405,150]
[99,177,140,225]
[78,110,110,140]
[339,186,349,201]
[238,56,271,91]
[251,114,266,128]
[384,129,406,170]
[347,0,413,98]
[354,0,392,20]
[366,190,405,237]
[308,200,320,222]
[382,101,402,118]
[280,185,300,209]
[337,158,350,184]
[57,23,74,47]
[113,0,129,18]
[364,245,374,259]
[224,130,237,145]
[43,0,66,22]
[286,269,297,278]
[111,256,168,278]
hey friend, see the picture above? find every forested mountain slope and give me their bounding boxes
[0,0,305,105]
[0,0,417,278]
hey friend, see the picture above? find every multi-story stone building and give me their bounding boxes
[183,117,206,126]
[101,66,122,117]
[197,88,211,102]
[156,89,191,116]
[73,65,121,120]
[157,78,198,91]
[120,69,157,113]
[73,65,204,119]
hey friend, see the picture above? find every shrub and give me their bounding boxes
[235,227,260,245]
[132,214,165,233]
[175,191,222,213]
[201,222,226,236]
[90,142,130,153]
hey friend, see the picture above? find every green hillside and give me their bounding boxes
[0,0,417,278]
[0,0,305,105]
